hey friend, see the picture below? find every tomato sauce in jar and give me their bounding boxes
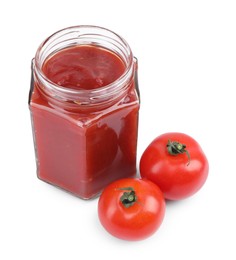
[29,26,140,199]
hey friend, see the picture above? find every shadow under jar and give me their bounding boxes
[28,25,140,199]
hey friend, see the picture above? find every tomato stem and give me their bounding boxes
[118,187,137,208]
[167,139,191,165]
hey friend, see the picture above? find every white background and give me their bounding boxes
[1,0,236,259]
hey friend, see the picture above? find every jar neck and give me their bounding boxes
[33,25,135,110]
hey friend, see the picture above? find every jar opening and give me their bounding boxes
[34,25,135,106]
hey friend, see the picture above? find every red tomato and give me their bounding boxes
[140,132,209,200]
[98,178,165,241]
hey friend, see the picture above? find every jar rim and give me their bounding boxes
[34,25,134,104]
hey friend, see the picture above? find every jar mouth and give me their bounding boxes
[34,25,134,105]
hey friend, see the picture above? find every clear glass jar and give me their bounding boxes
[29,25,140,199]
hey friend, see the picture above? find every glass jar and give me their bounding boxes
[28,25,140,199]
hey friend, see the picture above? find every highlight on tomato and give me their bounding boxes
[140,132,209,200]
[98,178,165,241]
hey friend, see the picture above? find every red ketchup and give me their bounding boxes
[29,26,140,199]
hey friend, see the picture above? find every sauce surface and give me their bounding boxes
[42,45,126,90]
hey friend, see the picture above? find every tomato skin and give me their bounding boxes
[140,133,209,200]
[98,178,165,241]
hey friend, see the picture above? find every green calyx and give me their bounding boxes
[167,139,191,166]
[118,187,137,208]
